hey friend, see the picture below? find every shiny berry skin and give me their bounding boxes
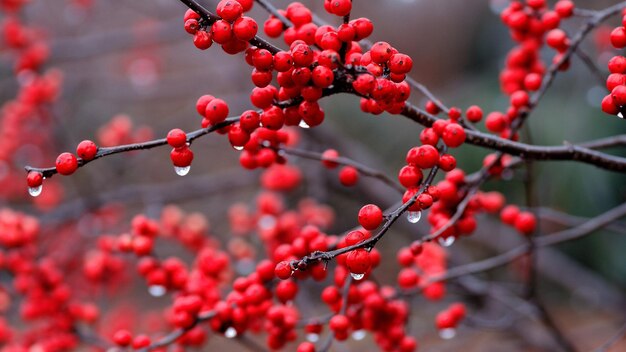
[442,123,466,148]
[216,0,243,22]
[358,204,383,230]
[554,0,574,18]
[485,112,507,132]
[76,140,98,161]
[406,145,439,169]
[611,85,626,106]
[329,314,349,333]
[311,65,334,88]
[388,53,413,74]
[170,146,194,167]
[274,261,293,280]
[339,166,358,186]
[438,154,456,172]
[370,41,393,64]
[233,16,258,41]
[291,43,314,67]
[346,249,371,274]
[273,51,293,72]
[167,129,187,148]
[211,20,233,44]
[611,27,626,49]
[514,211,536,234]
[55,152,79,175]
[398,165,423,188]
[193,30,213,50]
[398,268,419,289]
[435,310,456,329]
[328,0,352,16]
[205,98,230,124]
[27,171,43,187]
[184,19,199,34]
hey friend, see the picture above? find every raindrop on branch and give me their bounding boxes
[225,327,238,339]
[148,285,166,297]
[299,120,310,129]
[439,328,456,340]
[174,165,190,176]
[350,272,365,280]
[407,211,422,224]
[28,185,43,197]
[438,236,456,247]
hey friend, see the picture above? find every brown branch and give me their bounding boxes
[436,201,626,282]
[138,309,219,351]
[24,117,239,178]
[275,145,404,194]
[401,102,626,172]
[574,48,607,89]
[178,0,282,54]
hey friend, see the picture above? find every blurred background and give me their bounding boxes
[1,0,626,351]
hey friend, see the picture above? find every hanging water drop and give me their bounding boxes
[619,112,625,119]
[438,236,456,247]
[148,285,166,297]
[350,272,365,280]
[439,328,456,340]
[352,330,366,341]
[306,333,320,343]
[233,145,244,151]
[28,185,42,197]
[174,165,190,176]
[299,120,310,129]
[406,211,422,224]
[225,327,238,339]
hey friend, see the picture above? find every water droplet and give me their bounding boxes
[352,330,366,341]
[438,236,456,247]
[306,333,320,343]
[439,328,456,340]
[406,211,422,224]
[174,165,190,176]
[225,327,238,339]
[619,112,625,119]
[148,285,166,297]
[299,120,310,129]
[28,185,42,197]
[233,145,244,151]
[350,272,365,280]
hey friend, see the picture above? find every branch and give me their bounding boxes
[436,201,626,282]
[401,102,626,172]
[24,117,239,178]
[274,145,404,194]
[594,321,626,352]
[178,0,282,54]
[254,0,292,28]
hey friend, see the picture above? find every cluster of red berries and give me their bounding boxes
[435,302,467,332]
[500,204,537,235]
[602,9,626,117]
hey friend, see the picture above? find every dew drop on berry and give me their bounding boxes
[225,327,238,338]
[438,236,456,247]
[28,185,43,197]
[439,328,456,340]
[174,165,191,176]
[352,330,366,341]
[148,285,166,297]
[306,333,320,343]
[406,211,422,224]
[233,145,244,151]
[299,120,310,128]
[350,272,365,280]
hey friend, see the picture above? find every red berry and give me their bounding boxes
[612,27,626,49]
[27,171,43,187]
[113,329,132,347]
[216,0,243,22]
[167,129,187,148]
[370,41,393,64]
[205,98,230,124]
[500,205,520,225]
[554,0,574,18]
[76,140,98,161]
[339,166,358,186]
[274,261,293,280]
[321,149,340,169]
[514,211,536,234]
[233,16,258,41]
[442,124,466,148]
[170,146,194,167]
[406,145,439,169]
[346,249,371,274]
[55,152,78,175]
[465,105,483,123]
[358,204,383,230]
[398,165,423,188]
[193,30,213,50]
